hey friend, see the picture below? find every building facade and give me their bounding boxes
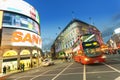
[0,0,42,73]
[51,19,103,59]
[107,27,120,49]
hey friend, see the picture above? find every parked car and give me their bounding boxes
[41,59,54,66]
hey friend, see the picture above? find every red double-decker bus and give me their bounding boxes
[72,34,106,64]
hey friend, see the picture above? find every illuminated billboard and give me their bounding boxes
[0,0,40,24]
[2,12,40,34]
[1,28,42,48]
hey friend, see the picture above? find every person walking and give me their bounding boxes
[3,66,6,74]
[21,63,25,71]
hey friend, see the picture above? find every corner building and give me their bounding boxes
[51,19,103,59]
[0,0,42,73]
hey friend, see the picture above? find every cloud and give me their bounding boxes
[112,14,120,22]
[102,13,120,38]
[102,27,114,37]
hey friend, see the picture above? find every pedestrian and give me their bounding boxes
[67,56,71,62]
[118,49,120,54]
[8,65,10,72]
[22,63,25,71]
[3,66,6,74]
[65,56,68,62]
[18,65,21,70]
[21,63,25,71]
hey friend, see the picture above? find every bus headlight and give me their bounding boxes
[84,58,89,61]
[101,55,106,58]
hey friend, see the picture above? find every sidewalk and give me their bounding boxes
[0,59,63,80]
[0,67,32,80]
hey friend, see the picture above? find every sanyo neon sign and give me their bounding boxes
[11,30,42,48]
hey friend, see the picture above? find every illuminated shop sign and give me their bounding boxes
[0,0,40,23]
[1,28,42,48]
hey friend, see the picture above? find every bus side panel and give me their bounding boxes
[80,55,106,64]
[73,56,81,62]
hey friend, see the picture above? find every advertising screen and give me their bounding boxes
[0,0,40,24]
[2,12,40,35]
[1,28,42,49]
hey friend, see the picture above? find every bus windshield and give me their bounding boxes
[81,34,96,42]
[82,41,101,57]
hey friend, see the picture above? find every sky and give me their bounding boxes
[25,0,120,50]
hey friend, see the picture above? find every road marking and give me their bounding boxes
[86,70,115,74]
[13,70,116,79]
[83,64,86,80]
[52,66,83,71]
[30,70,51,80]
[28,70,115,77]
[68,67,83,69]
[14,70,51,80]
[103,63,120,73]
[115,76,120,80]
[51,63,73,80]
[14,76,33,80]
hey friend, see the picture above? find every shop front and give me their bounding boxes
[2,50,18,72]
[1,48,41,73]
[3,58,17,72]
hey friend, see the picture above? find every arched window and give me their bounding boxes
[3,50,17,57]
[20,50,30,55]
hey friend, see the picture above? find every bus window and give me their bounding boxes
[83,41,101,57]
